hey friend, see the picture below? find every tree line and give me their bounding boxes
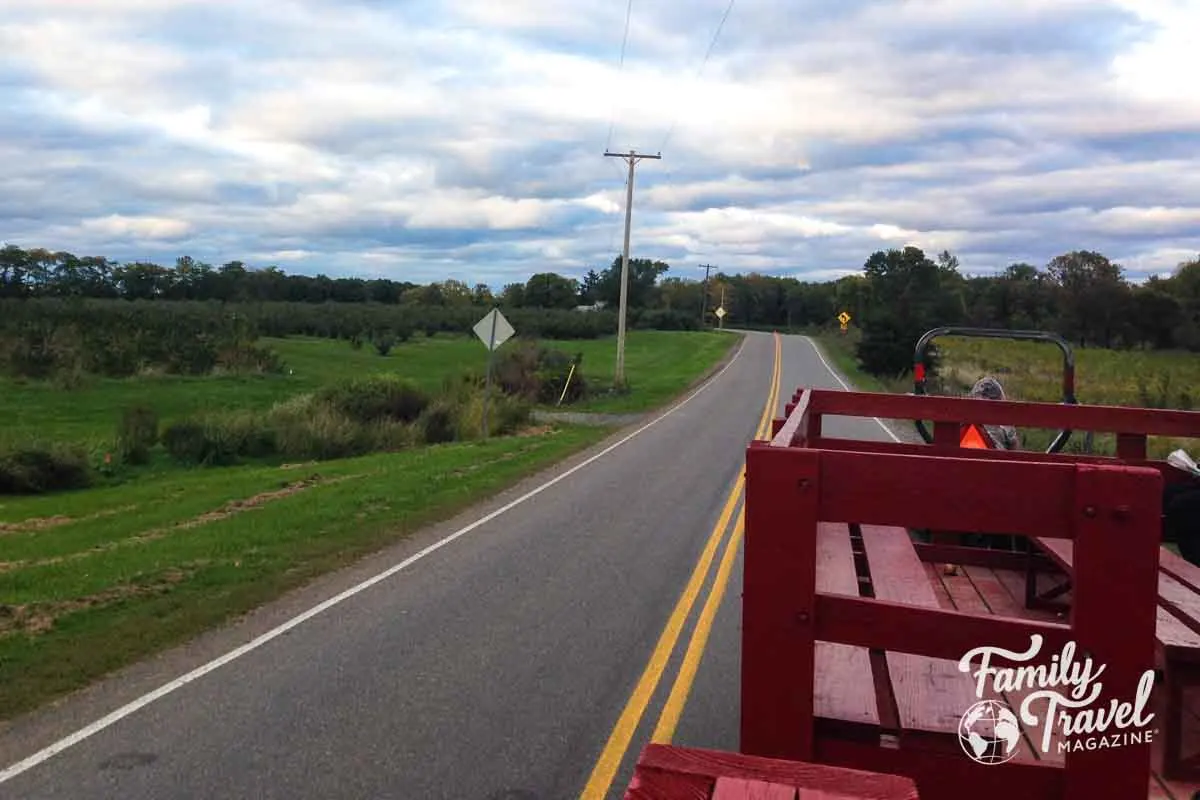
[3,243,1199,378]
[0,245,667,308]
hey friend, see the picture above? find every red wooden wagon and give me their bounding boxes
[623,327,1200,800]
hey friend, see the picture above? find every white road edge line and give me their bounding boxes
[803,336,902,443]
[0,337,751,785]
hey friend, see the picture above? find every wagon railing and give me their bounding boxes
[743,387,1166,800]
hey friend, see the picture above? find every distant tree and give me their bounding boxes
[578,269,603,304]
[5,241,1200,356]
[499,283,526,307]
[523,273,579,309]
[1046,250,1130,347]
[595,257,669,309]
[658,277,703,317]
[856,246,962,377]
[472,283,495,306]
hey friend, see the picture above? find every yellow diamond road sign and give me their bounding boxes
[715,307,726,319]
[837,311,851,326]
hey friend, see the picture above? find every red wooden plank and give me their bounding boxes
[811,436,1194,491]
[814,593,1072,664]
[1066,464,1160,800]
[940,569,991,616]
[1158,605,1200,662]
[1032,537,1074,572]
[923,562,955,610]
[815,449,1078,538]
[1035,538,1200,660]
[1146,773,1172,800]
[795,790,882,800]
[856,525,980,738]
[1160,572,1200,638]
[815,523,879,728]
[913,542,1049,572]
[961,566,1023,620]
[773,389,810,448]
[815,738,1062,800]
[992,567,1067,624]
[1161,546,1200,595]
[634,745,919,799]
[1118,433,1149,460]
[813,433,1169,467]
[959,567,1068,766]
[624,766,712,800]
[743,444,820,760]
[805,387,1200,439]
[712,777,796,800]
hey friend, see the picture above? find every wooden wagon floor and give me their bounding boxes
[923,560,1200,800]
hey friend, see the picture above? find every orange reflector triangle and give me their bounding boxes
[960,424,990,449]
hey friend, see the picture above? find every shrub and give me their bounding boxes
[162,420,210,464]
[215,342,286,374]
[493,395,532,434]
[492,340,588,404]
[493,339,543,400]
[536,350,586,405]
[315,376,430,424]
[417,400,457,444]
[0,445,93,494]
[632,309,699,331]
[216,412,279,459]
[373,331,396,356]
[117,406,159,465]
[269,402,367,461]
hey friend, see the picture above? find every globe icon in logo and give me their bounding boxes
[958,699,1021,764]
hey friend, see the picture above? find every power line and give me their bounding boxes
[659,0,737,153]
[604,0,635,154]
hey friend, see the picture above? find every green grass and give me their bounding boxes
[0,328,739,718]
[546,329,740,414]
[0,424,611,721]
[0,330,739,448]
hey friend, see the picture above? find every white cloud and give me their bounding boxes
[0,0,1198,284]
[80,214,193,240]
[1109,0,1200,104]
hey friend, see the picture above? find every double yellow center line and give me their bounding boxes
[579,332,782,799]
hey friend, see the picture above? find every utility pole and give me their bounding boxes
[698,264,713,327]
[604,148,661,387]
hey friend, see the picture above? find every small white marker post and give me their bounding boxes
[473,308,515,438]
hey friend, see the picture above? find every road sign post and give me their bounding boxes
[473,308,516,438]
[715,306,726,330]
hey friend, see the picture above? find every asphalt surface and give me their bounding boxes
[0,332,908,800]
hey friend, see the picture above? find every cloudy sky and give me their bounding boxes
[2,0,1199,288]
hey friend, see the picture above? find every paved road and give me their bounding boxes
[0,332,906,800]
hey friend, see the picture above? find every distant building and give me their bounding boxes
[574,301,607,312]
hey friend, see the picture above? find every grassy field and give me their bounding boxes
[0,425,611,721]
[0,328,738,721]
[816,330,1200,458]
[0,330,737,449]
